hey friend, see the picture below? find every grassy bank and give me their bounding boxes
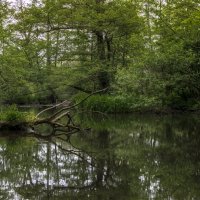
[73,94,164,113]
[0,105,35,123]
[73,94,200,114]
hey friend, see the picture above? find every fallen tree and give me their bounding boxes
[0,88,107,133]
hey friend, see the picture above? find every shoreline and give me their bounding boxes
[1,103,200,115]
[20,105,200,114]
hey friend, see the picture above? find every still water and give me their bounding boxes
[0,114,200,200]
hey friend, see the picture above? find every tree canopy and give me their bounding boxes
[0,0,199,110]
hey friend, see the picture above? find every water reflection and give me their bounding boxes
[0,114,200,199]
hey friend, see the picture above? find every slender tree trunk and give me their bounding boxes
[95,30,110,89]
[54,30,60,68]
[145,0,152,50]
[46,21,51,68]
[96,31,106,61]
[46,0,51,69]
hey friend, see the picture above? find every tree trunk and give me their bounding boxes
[94,0,110,90]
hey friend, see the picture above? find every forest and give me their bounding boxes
[0,0,199,112]
[1,1,200,199]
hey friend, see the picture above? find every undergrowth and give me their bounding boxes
[73,94,161,113]
[0,105,35,122]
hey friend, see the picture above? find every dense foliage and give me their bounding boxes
[0,0,199,111]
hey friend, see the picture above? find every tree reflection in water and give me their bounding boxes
[0,114,200,199]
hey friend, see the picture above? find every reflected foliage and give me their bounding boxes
[0,114,200,199]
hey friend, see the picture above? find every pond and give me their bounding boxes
[0,113,200,199]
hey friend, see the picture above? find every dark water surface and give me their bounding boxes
[0,114,200,200]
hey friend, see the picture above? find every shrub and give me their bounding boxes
[73,94,160,113]
[0,105,35,122]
